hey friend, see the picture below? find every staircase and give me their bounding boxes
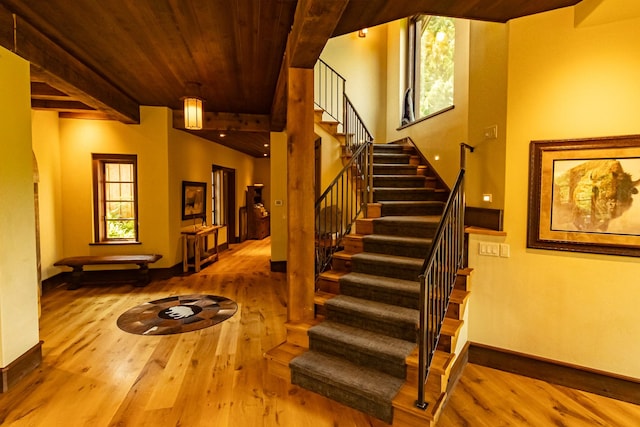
[266,139,472,426]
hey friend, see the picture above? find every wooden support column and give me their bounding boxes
[286,67,315,323]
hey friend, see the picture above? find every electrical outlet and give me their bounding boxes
[500,243,510,258]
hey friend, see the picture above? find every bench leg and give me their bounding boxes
[68,267,84,290]
[136,263,151,287]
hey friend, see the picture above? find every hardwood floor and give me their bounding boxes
[1,238,638,426]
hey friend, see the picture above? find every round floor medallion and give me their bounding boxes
[117,294,238,335]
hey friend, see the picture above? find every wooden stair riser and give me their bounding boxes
[330,254,352,272]
[319,121,339,134]
[316,277,340,294]
[356,218,374,235]
[285,321,319,348]
[343,235,363,254]
[264,342,306,382]
[454,268,472,291]
[366,203,382,218]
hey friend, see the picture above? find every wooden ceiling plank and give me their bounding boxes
[172,110,271,133]
[289,0,350,69]
[5,14,140,124]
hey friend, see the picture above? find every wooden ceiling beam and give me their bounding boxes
[271,0,348,130]
[0,5,140,124]
[31,82,70,101]
[172,110,271,132]
[31,99,95,112]
[288,0,350,69]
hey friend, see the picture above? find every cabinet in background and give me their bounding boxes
[246,185,270,240]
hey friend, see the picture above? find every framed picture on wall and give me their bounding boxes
[182,181,207,220]
[527,135,640,257]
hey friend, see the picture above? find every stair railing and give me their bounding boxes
[415,143,472,409]
[314,59,345,128]
[315,140,373,278]
[344,95,373,154]
[314,59,373,154]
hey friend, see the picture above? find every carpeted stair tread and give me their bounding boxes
[379,200,445,216]
[290,350,404,423]
[362,234,432,259]
[374,187,445,202]
[373,153,411,164]
[351,252,424,281]
[372,215,441,239]
[308,320,416,377]
[373,175,427,188]
[373,144,405,153]
[339,272,420,309]
[325,295,418,341]
[373,164,418,175]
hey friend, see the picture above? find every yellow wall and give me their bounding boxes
[59,107,259,268]
[0,46,40,366]
[167,118,256,263]
[253,157,271,211]
[466,21,509,208]
[270,132,288,262]
[315,124,345,194]
[58,107,172,267]
[32,111,64,280]
[469,5,640,379]
[321,26,388,142]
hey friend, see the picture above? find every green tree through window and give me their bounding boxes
[412,16,455,118]
[93,154,138,242]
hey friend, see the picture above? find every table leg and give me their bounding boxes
[136,263,150,287]
[195,234,202,272]
[68,266,84,290]
[182,235,188,273]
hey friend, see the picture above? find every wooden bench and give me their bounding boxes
[54,254,162,290]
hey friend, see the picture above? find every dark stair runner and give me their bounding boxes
[290,143,447,423]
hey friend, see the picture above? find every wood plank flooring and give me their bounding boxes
[1,238,638,426]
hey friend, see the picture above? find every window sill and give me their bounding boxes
[90,241,142,246]
[397,105,455,131]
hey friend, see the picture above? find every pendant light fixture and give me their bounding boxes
[183,82,204,130]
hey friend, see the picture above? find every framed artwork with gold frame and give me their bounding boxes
[527,135,640,257]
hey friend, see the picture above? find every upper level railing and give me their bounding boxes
[314,59,373,154]
[414,143,472,410]
[315,141,373,278]
[314,59,345,128]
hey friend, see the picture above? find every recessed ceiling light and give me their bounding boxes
[264,143,269,147]
[219,133,226,138]
[263,153,267,157]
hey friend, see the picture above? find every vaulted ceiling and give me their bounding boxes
[0,0,581,157]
